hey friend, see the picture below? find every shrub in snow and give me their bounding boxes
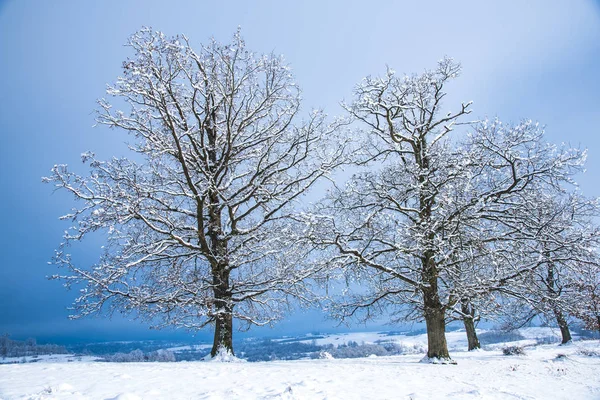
[502,346,526,356]
[380,342,426,355]
[149,349,176,362]
[578,348,600,357]
[318,351,334,360]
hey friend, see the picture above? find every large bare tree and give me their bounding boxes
[45,28,344,357]
[305,59,585,362]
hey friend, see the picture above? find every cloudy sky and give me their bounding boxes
[1,0,599,343]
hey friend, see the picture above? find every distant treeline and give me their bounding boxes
[67,340,183,355]
[3,326,596,363]
[103,348,176,362]
[0,335,67,358]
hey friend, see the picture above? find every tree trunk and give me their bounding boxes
[211,305,234,357]
[423,303,450,360]
[210,267,234,357]
[422,284,451,361]
[417,140,452,362]
[461,301,480,351]
[553,307,572,344]
[206,120,235,358]
[545,258,571,344]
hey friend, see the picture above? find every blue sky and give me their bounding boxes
[1,0,599,343]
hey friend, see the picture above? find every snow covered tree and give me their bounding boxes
[304,59,586,362]
[573,263,600,334]
[498,192,600,343]
[45,28,345,357]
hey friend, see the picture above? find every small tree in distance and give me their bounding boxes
[45,28,345,357]
[516,194,598,343]
[497,192,600,344]
[573,264,600,334]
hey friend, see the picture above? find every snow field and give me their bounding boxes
[1,340,599,399]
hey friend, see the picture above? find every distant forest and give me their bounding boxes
[0,335,67,358]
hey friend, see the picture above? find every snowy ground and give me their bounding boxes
[1,329,599,399]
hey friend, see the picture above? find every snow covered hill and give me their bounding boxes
[1,328,599,399]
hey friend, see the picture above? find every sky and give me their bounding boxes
[1,0,600,343]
